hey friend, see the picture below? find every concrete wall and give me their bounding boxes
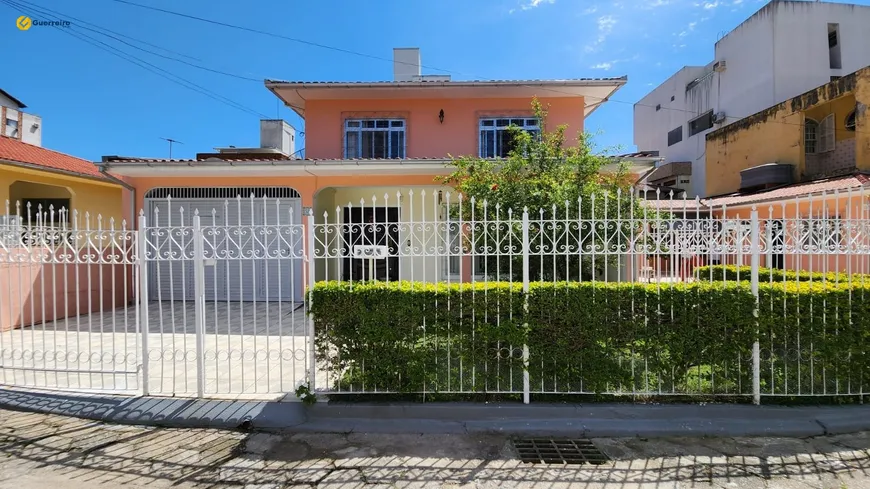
[304,97,586,160]
[634,0,870,198]
[633,66,712,198]
[705,68,869,197]
[20,112,41,147]
[0,248,131,332]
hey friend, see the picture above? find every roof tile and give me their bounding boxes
[647,174,870,210]
[0,136,111,181]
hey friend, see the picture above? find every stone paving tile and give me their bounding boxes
[0,302,324,398]
[7,408,870,488]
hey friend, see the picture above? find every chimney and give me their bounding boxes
[259,119,296,157]
[393,48,421,82]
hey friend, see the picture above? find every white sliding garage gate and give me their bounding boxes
[145,187,305,304]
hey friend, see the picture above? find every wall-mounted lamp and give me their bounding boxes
[438,109,444,124]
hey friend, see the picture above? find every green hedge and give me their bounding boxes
[757,281,870,395]
[309,280,870,397]
[694,265,870,284]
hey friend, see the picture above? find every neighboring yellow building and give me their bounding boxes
[705,65,870,198]
[0,135,129,226]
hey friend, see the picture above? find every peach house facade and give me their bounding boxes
[100,48,629,301]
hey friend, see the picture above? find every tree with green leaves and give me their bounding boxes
[437,98,644,282]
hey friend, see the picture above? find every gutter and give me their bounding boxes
[100,158,456,170]
[97,168,134,190]
[0,158,123,186]
[264,79,628,89]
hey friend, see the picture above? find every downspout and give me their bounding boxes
[97,164,137,228]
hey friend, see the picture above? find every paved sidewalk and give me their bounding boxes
[3,407,870,488]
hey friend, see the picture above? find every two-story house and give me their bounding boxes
[100,48,629,303]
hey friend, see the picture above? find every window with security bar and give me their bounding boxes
[479,117,540,158]
[344,119,406,159]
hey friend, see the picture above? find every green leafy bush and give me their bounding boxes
[525,281,756,395]
[757,281,870,395]
[694,265,870,284]
[309,279,870,398]
[309,281,525,393]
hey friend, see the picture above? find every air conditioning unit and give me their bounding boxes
[713,60,727,72]
[713,111,727,124]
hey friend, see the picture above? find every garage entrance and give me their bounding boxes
[144,187,304,303]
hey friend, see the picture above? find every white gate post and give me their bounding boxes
[137,213,150,396]
[306,209,316,391]
[750,207,761,405]
[192,212,206,398]
[522,207,530,405]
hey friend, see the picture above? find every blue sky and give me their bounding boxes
[0,0,838,161]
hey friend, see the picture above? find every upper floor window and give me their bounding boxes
[667,126,682,147]
[344,119,405,159]
[688,110,714,137]
[479,117,539,158]
[805,115,835,154]
[5,118,18,138]
[804,118,818,154]
[845,110,856,132]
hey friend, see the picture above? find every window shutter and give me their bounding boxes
[820,114,836,153]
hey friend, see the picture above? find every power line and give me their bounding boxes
[105,0,863,138]
[12,0,266,83]
[1,0,270,119]
[108,0,459,76]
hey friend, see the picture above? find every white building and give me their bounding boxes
[634,0,870,198]
[0,89,42,147]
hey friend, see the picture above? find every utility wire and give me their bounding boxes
[109,0,458,76]
[12,0,267,83]
[13,0,856,140]
[105,0,862,137]
[2,0,270,119]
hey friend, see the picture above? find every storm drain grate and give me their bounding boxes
[512,438,609,465]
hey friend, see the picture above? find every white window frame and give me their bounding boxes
[478,117,540,158]
[818,114,836,153]
[344,118,406,159]
[805,118,818,154]
[5,117,17,138]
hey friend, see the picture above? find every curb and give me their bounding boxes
[1,387,868,438]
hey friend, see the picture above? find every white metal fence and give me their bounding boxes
[1,189,869,402]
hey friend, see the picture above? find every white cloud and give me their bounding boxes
[598,14,617,33]
[589,54,638,71]
[582,6,598,14]
[645,0,671,8]
[703,1,719,8]
[678,20,697,37]
[521,0,555,10]
[585,14,618,52]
